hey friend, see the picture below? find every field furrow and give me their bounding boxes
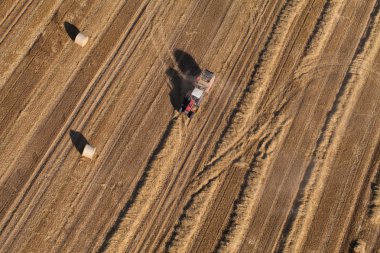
[0,0,379,252]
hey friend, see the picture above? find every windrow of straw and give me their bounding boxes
[164,0,309,251]
[215,121,288,253]
[272,0,347,249]
[102,116,185,252]
[284,1,380,251]
[165,174,223,253]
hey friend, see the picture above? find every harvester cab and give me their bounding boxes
[179,69,215,118]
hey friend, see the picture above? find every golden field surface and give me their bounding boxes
[0,0,380,252]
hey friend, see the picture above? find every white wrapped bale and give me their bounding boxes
[75,32,89,47]
[82,144,96,159]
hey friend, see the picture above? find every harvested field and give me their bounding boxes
[0,0,380,252]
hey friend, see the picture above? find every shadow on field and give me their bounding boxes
[166,68,194,110]
[174,49,201,77]
[166,49,200,110]
[69,130,89,154]
[64,22,80,41]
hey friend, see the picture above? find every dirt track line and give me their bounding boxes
[284,1,380,251]
[138,3,273,250]
[210,0,307,166]
[186,0,276,195]
[0,0,36,45]
[51,5,159,251]
[102,117,185,252]
[0,0,128,215]
[259,0,351,250]
[327,77,380,252]
[191,166,243,253]
[191,133,276,252]
[217,120,289,253]
[191,121,271,194]
[0,0,101,174]
[140,0,274,250]
[166,171,224,253]
[0,0,110,223]
[0,0,144,248]
[12,1,158,250]
[0,0,65,89]
[123,1,232,251]
[162,0,308,250]
[0,0,20,27]
[58,0,207,249]
[96,0,236,250]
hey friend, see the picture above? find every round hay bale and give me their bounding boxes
[82,144,96,159]
[75,32,89,47]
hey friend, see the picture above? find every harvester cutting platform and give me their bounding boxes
[179,69,215,118]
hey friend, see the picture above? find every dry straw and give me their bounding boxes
[284,0,380,251]
[166,0,309,250]
[104,117,184,252]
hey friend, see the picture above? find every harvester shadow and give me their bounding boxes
[174,49,201,77]
[69,130,89,154]
[64,22,80,41]
[349,240,362,253]
[166,68,194,110]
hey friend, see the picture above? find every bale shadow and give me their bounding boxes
[166,67,194,110]
[349,240,360,253]
[174,49,201,77]
[64,22,80,41]
[69,130,89,154]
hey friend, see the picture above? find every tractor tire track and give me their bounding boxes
[238,0,373,251]
[0,0,65,89]
[162,0,312,251]
[1,0,378,252]
[0,0,99,174]
[145,0,288,250]
[94,0,242,250]
[0,0,148,250]
[0,0,121,228]
[283,0,380,251]
[22,0,216,250]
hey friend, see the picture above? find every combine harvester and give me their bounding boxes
[179,69,215,118]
